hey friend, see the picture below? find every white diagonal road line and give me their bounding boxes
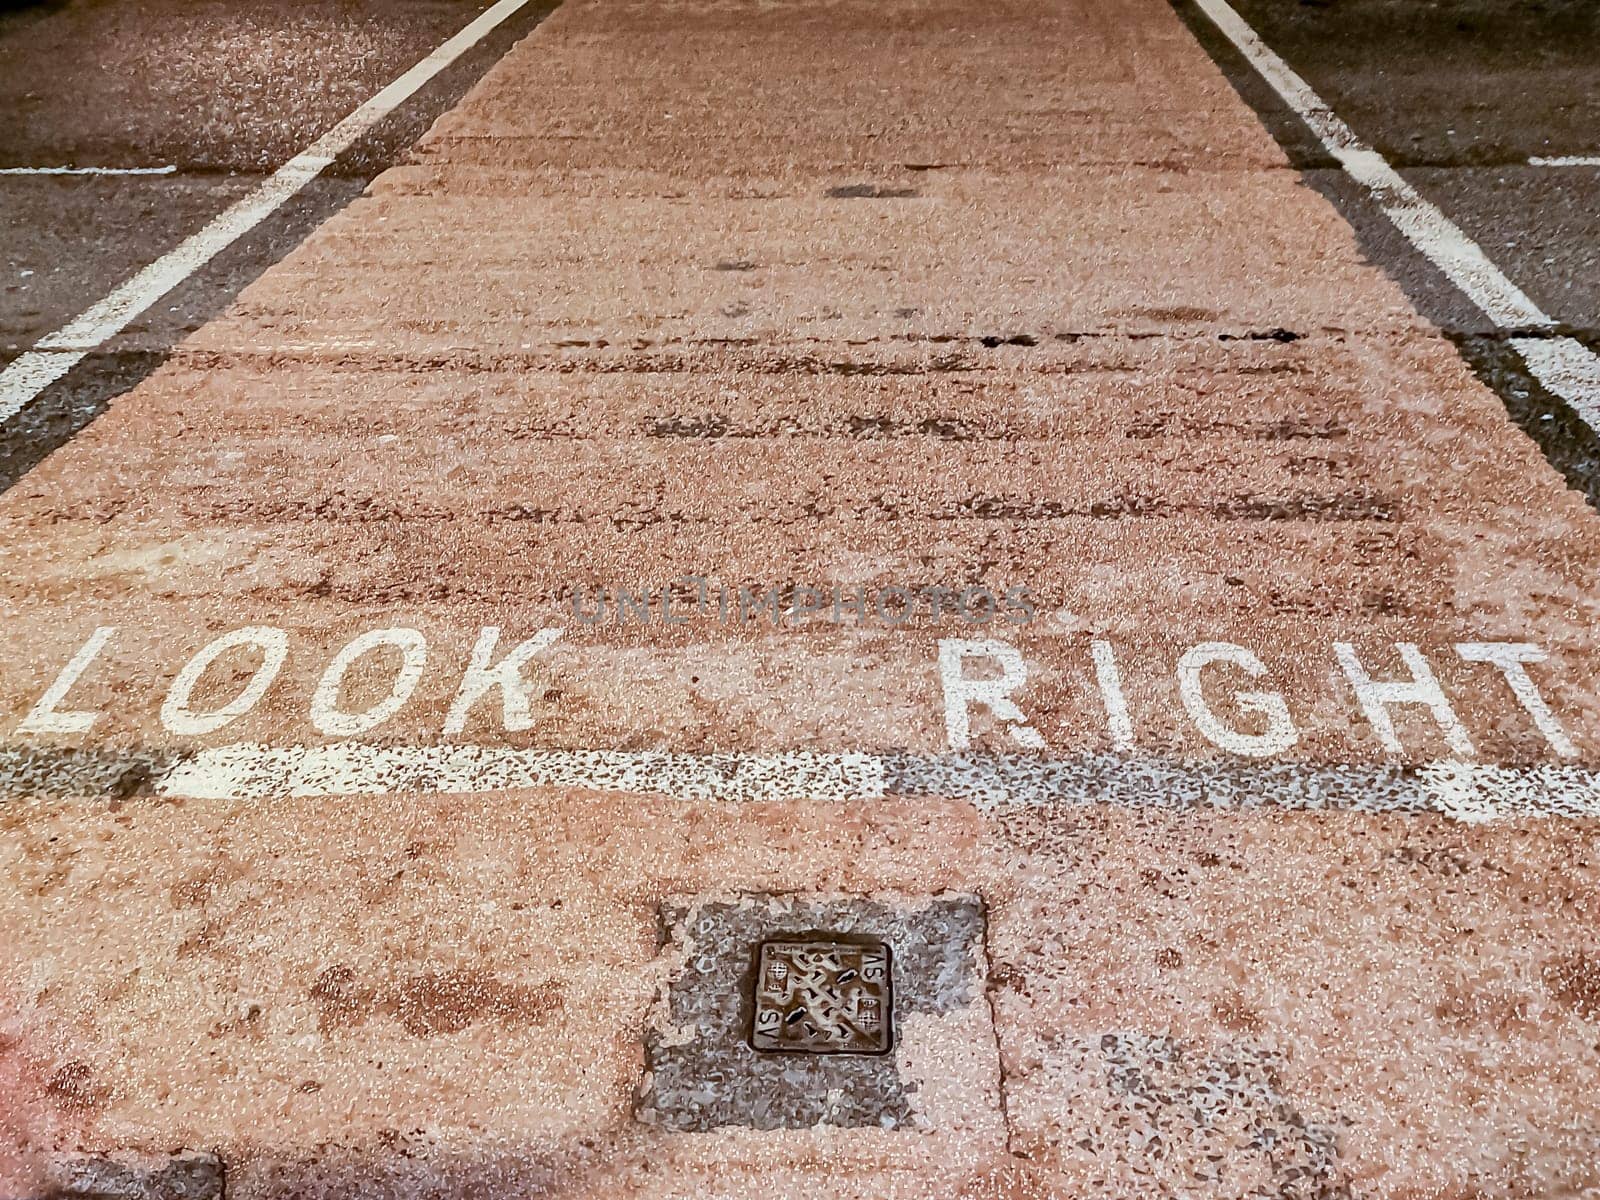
[1190,0,1600,434]
[0,0,543,425]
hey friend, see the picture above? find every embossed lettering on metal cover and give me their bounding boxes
[751,939,893,1055]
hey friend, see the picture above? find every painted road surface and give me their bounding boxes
[3,0,1600,1197]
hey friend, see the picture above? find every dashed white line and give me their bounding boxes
[0,165,179,176]
[0,0,543,426]
[1528,155,1600,168]
[1189,0,1600,434]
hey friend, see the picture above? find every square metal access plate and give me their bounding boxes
[751,938,893,1054]
[638,894,985,1130]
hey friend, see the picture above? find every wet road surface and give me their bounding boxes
[2,0,1599,1197]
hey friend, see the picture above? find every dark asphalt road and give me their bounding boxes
[1176,0,1600,504]
[0,0,557,491]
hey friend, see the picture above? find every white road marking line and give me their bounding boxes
[892,754,1600,821]
[0,0,541,426]
[154,744,890,804]
[1506,335,1600,430]
[0,165,178,176]
[120,747,1600,819]
[3,744,1599,821]
[1189,0,1600,434]
[1528,155,1600,168]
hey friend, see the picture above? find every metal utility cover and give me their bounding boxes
[751,939,893,1054]
[636,892,988,1131]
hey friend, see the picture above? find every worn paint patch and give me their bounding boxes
[309,965,561,1038]
[41,1153,224,1200]
[1012,1032,1349,1195]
